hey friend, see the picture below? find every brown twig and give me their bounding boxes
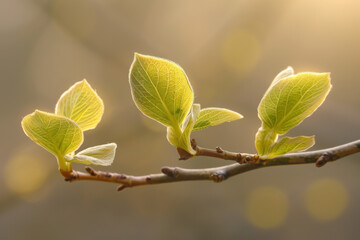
[60,139,360,191]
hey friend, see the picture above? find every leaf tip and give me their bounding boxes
[285,66,294,73]
[133,52,146,62]
[236,112,244,120]
[80,78,89,85]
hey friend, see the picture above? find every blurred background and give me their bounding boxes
[1,0,360,239]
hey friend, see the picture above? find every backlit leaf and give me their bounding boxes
[193,107,243,131]
[266,136,315,158]
[167,104,201,155]
[178,104,201,155]
[255,68,331,156]
[66,143,117,166]
[129,53,194,128]
[21,110,83,157]
[255,127,278,156]
[55,79,104,131]
[258,72,331,134]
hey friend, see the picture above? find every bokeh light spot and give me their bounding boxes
[221,29,261,75]
[4,146,52,197]
[246,186,289,229]
[305,178,348,221]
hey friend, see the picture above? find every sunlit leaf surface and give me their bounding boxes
[258,72,331,134]
[55,79,104,131]
[129,53,194,128]
[66,143,117,166]
[266,136,314,158]
[255,68,331,156]
[21,110,83,157]
[193,107,243,131]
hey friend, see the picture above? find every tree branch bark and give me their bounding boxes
[60,139,360,191]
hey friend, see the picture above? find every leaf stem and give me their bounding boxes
[57,155,72,172]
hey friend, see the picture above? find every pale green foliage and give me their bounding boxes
[266,136,315,158]
[22,110,83,158]
[256,67,332,157]
[193,108,243,131]
[255,127,278,156]
[258,71,331,134]
[65,143,117,166]
[22,81,116,171]
[55,79,104,131]
[129,53,194,127]
[168,104,201,155]
[129,53,242,155]
[23,52,333,173]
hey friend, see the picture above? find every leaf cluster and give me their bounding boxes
[22,53,332,173]
[22,80,117,171]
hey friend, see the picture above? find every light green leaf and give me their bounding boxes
[179,104,201,155]
[258,71,331,134]
[255,68,331,156]
[166,104,200,155]
[55,79,104,131]
[65,143,117,166]
[21,110,83,158]
[266,136,315,158]
[193,107,243,131]
[129,53,194,128]
[255,127,278,156]
[268,66,294,93]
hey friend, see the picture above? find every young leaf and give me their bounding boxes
[129,53,194,128]
[266,136,315,158]
[258,72,331,135]
[21,110,83,158]
[255,68,331,156]
[267,66,294,93]
[166,104,201,156]
[193,107,243,131]
[255,127,278,156]
[65,143,117,166]
[55,79,104,131]
[178,104,201,155]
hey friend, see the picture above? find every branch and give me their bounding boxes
[60,140,360,191]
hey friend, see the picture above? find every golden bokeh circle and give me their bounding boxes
[305,178,348,221]
[4,147,52,197]
[246,186,289,229]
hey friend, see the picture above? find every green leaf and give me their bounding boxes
[255,68,331,156]
[55,79,104,131]
[129,53,194,128]
[21,110,83,158]
[178,104,201,155]
[266,136,315,158]
[267,66,294,94]
[166,104,201,155]
[258,71,331,135]
[65,143,117,166]
[193,107,243,131]
[255,127,278,156]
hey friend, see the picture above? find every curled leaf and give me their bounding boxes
[167,104,201,156]
[65,143,117,166]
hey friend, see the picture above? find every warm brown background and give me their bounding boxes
[1,0,360,239]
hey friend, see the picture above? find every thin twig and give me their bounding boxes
[60,139,360,191]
